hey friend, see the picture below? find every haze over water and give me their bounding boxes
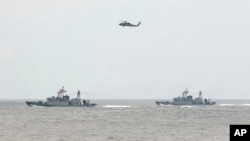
[1,0,250,99]
[1,100,250,141]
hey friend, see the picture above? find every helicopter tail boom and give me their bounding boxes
[136,22,141,26]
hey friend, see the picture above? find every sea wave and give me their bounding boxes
[219,104,250,106]
[30,105,44,108]
[180,106,194,108]
[159,104,173,107]
[219,104,236,106]
[102,105,131,108]
[242,104,250,106]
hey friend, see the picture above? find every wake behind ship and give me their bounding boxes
[25,87,97,107]
[155,89,216,106]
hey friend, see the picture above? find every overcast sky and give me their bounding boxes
[1,0,250,99]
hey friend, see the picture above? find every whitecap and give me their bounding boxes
[30,105,44,108]
[159,104,172,107]
[242,104,250,106]
[180,106,193,108]
[219,104,236,106]
[102,105,131,108]
[219,104,250,106]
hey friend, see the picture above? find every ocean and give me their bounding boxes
[0,99,250,141]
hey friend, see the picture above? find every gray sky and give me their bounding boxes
[1,0,250,99]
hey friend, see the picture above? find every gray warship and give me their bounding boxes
[155,89,216,106]
[25,87,97,107]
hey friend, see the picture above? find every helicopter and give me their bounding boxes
[119,21,141,27]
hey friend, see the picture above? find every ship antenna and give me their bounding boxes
[77,90,81,99]
[57,86,67,98]
[199,90,202,98]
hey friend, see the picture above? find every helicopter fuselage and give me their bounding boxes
[119,21,141,27]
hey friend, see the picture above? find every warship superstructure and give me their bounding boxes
[26,87,97,107]
[155,89,216,106]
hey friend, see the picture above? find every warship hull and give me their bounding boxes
[26,101,44,107]
[25,87,97,107]
[155,101,171,106]
[155,101,216,106]
[155,89,216,106]
[25,101,97,107]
